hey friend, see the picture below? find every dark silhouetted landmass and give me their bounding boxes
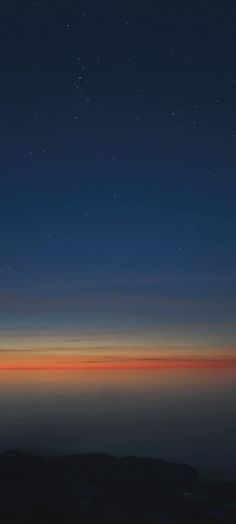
[0,450,235,523]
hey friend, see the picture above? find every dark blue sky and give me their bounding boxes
[0,1,235,356]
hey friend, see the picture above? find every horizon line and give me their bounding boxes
[0,357,236,371]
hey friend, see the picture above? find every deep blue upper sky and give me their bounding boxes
[0,1,236,353]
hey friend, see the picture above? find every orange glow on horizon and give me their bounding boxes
[0,357,236,370]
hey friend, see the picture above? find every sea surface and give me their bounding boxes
[0,367,236,478]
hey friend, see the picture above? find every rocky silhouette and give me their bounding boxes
[0,450,235,523]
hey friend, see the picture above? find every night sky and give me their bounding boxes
[1,1,236,367]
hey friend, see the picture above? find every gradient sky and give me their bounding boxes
[0,1,236,366]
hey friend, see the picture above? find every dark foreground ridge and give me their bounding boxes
[0,450,235,523]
